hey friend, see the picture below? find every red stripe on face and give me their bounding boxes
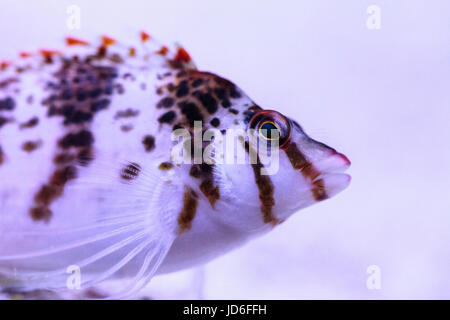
[284,142,328,201]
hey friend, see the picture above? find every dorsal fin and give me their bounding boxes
[0,31,197,76]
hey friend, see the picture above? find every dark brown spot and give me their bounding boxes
[177,187,198,233]
[142,135,155,152]
[176,80,189,98]
[192,78,204,88]
[30,206,52,222]
[121,162,141,180]
[120,124,133,132]
[19,117,39,129]
[22,140,42,153]
[157,97,175,109]
[214,88,226,100]
[59,130,93,149]
[210,118,220,127]
[196,92,218,114]
[179,102,203,126]
[64,110,93,125]
[114,108,140,119]
[229,86,241,99]
[222,99,231,108]
[0,97,15,111]
[90,99,110,112]
[53,153,76,164]
[158,162,173,170]
[189,164,202,178]
[158,111,176,124]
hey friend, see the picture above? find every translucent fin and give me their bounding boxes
[0,154,184,297]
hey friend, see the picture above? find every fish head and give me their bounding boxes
[167,71,351,232]
[207,104,351,232]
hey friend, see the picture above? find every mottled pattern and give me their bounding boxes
[0,33,336,230]
[28,56,120,221]
[0,34,253,227]
[155,71,243,130]
[0,33,351,295]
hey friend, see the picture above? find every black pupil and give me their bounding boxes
[260,122,279,139]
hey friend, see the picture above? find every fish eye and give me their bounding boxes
[259,120,280,140]
[249,110,291,148]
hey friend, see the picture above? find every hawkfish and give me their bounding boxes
[0,32,351,298]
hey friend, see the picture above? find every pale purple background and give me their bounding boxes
[0,0,449,299]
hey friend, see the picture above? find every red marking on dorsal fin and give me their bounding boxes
[0,61,12,71]
[39,49,62,63]
[19,52,33,58]
[175,47,191,63]
[39,49,62,56]
[140,31,151,43]
[157,45,169,55]
[101,35,116,47]
[66,36,90,46]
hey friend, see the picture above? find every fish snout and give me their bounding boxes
[311,151,351,200]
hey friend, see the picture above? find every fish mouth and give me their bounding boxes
[315,152,351,174]
[313,152,351,197]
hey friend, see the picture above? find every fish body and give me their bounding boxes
[0,33,351,297]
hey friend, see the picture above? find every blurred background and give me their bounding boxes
[0,0,449,299]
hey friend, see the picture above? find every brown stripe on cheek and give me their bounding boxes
[284,142,327,201]
[0,145,4,165]
[177,187,199,233]
[199,178,220,208]
[189,164,220,208]
[244,141,279,225]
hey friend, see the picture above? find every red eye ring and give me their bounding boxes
[248,110,291,149]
